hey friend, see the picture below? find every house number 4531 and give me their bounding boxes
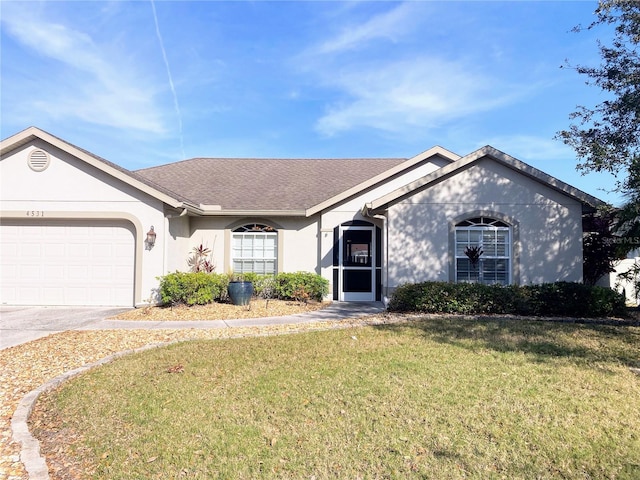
[26,210,44,217]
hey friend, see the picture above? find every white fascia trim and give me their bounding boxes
[364,156,467,214]
[478,146,606,209]
[197,209,307,217]
[1,127,184,208]
[364,145,605,215]
[305,146,461,217]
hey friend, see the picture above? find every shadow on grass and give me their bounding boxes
[374,316,640,368]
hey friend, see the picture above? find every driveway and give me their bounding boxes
[0,306,130,350]
[0,302,387,350]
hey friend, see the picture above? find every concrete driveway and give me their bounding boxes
[0,302,387,350]
[0,306,130,350]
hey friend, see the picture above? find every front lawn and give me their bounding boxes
[32,317,640,479]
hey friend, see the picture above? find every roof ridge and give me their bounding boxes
[135,156,407,170]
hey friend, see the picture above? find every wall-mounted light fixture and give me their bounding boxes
[145,226,157,249]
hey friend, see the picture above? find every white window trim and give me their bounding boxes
[455,223,512,285]
[231,231,278,275]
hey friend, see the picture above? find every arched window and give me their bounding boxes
[232,224,278,275]
[455,217,510,285]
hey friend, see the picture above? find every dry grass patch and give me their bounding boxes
[32,318,640,479]
[112,299,329,321]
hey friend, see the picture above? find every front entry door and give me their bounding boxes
[340,226,375,301]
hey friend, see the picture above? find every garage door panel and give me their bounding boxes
[43,287,64,302]
[22,265,41,278]
[92,265,112,279]
[21,242,43,255]
[1,220,135,306]
[3,243,17,256]
[72,243,90,258]
[45,243,66,257]
[44,265,64,279]
[68,265,88,280]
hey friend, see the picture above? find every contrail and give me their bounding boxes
[150,0,186,159]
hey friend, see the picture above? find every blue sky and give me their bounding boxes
[0,1,625,205]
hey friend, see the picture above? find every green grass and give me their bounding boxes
[36,318,640,479]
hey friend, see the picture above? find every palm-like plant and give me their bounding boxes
[464,245,483,267]
[187,244,215,273]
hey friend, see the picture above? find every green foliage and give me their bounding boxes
[158,271,328,306]
[582,208,625,285]
[557,1,640,198]
[158,272,229,306]
[228,271,261,285]
[388,281,627,318]
[274,272,329,302]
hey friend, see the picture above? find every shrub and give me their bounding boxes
[388,281,626,318]
[159,271,329,306]
[275,272,329,302]
[521,282,627,318]
[158,272,228,306]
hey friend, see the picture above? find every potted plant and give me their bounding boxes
[227,272,254,306]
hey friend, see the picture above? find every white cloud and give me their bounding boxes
[1,4,166,133]
[312,3,421,55]
[315,58,521,136]
[293,3,528,138]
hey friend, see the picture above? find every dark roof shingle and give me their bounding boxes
[135,157,407,211]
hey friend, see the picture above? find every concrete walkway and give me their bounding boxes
[0,302,386,350]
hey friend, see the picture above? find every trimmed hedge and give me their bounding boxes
[388,281,627,318]
[158,271,328,306]
[158,272,229,306]
[274,272,329,302]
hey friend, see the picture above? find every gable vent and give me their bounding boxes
[28,149,50,172]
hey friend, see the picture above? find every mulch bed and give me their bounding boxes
[111,299,329,321]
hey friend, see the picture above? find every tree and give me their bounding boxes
[556,0,640,199]
[558,1,640,288]
[582,207,624,285]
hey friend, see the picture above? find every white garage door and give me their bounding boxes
[1,220,135,306]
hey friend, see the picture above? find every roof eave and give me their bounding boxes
[306,146,461,216]
[365,145,606,216]
[194,207,307,217]
[1,127,185,209]
[477,146,607,212]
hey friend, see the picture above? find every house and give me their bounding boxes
[599,249,639,306]
[0,126,604,307]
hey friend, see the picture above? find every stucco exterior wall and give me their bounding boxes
[385,158,584,288]
[317,156,450,294]
[2,136,593,305]
[187,215,320,275]
[165,214,191,273]
[0,140,166,305]
[180,157,450,293]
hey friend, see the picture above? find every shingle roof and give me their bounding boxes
[135,157,407,211]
